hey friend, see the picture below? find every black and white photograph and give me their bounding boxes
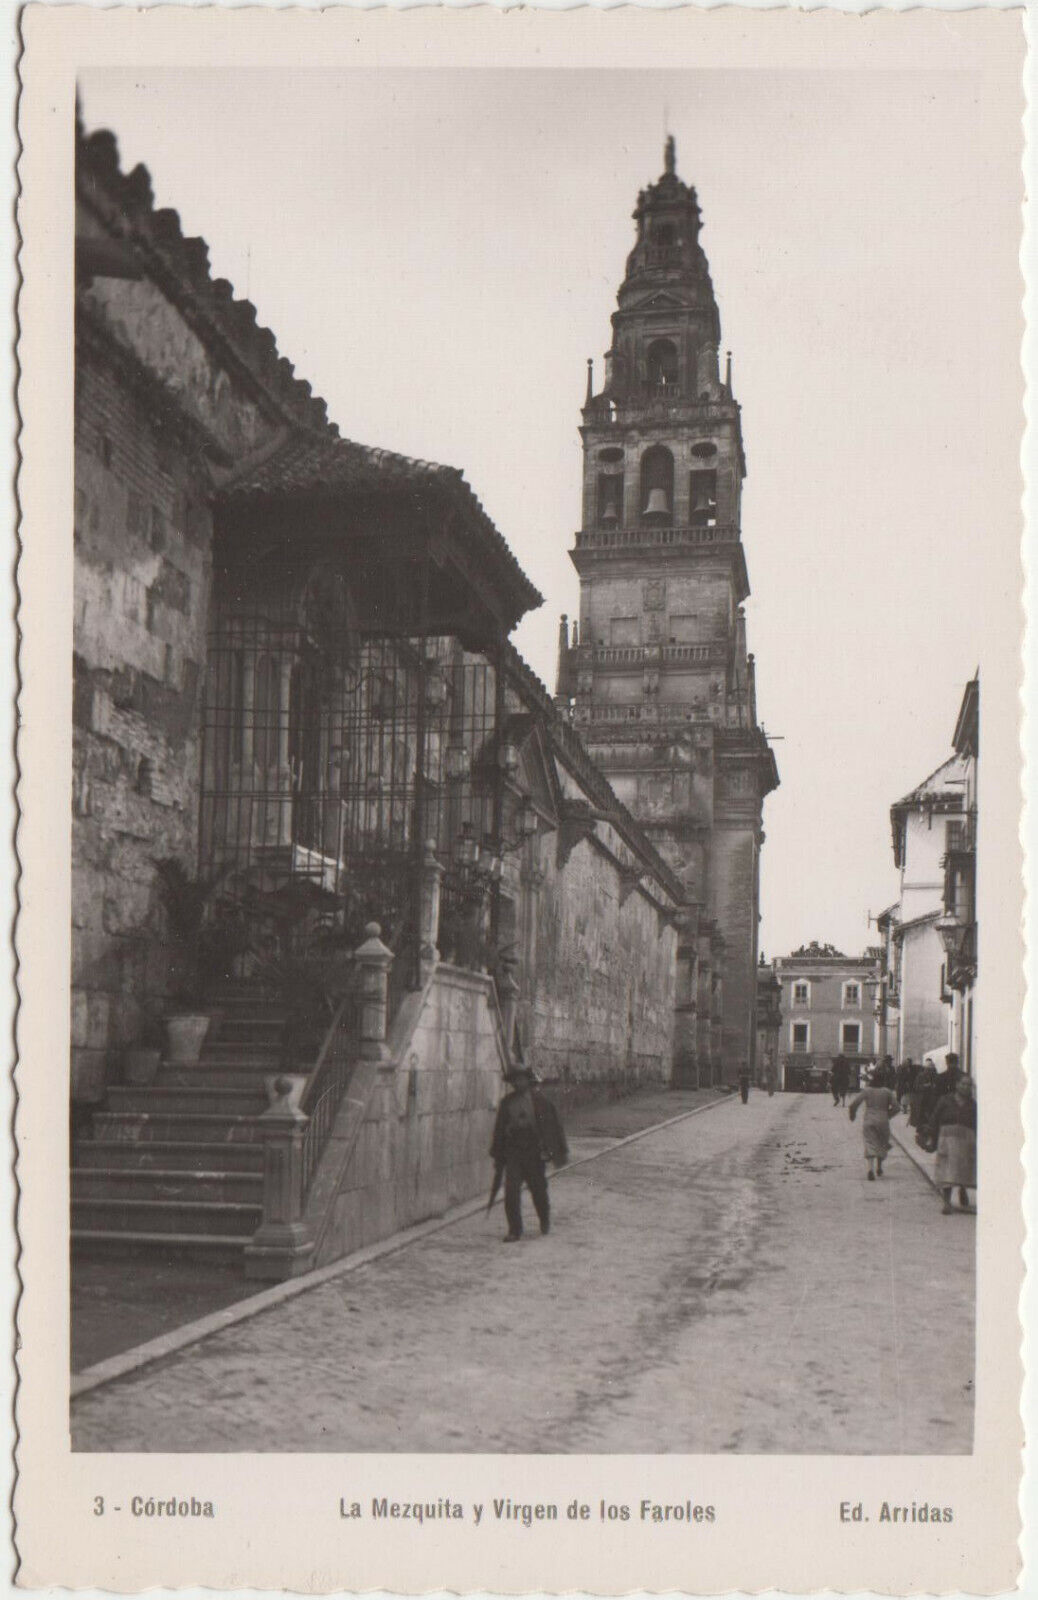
[14,5,1027,1592]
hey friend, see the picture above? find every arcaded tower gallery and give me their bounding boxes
[556,140,779,1086]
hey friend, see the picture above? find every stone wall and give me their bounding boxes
[709,820,759,1081]
[310,967,507,1266]
[72,346,215,1101]
[72,206,291,1099]
[520,820,678,1090]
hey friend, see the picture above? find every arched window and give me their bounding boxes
[640,445,674,524]
[646,339,678,393]
[597,472,623,525]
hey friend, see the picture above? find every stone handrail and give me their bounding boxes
[244,923,394,1280]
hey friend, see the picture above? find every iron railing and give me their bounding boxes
[199,554,513,997]
[300,989,361,1198]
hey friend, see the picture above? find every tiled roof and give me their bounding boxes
[891,753,967,813]
[217,430,454,497]
[216,431,543,616]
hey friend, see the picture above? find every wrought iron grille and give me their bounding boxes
[199,555,508,996]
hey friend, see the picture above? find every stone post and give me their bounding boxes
[355,921,394,1067]
[418,842,444,982]
[244,1074,315,1280]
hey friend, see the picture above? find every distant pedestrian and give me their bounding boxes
[928,1074,977,1215]
[909,1059,937,1130]
[896,1057,914,1109]
[831,1054,850,1107]
[848,1064,901,1181]
[489,1067,568,1244]
[920,1050,958,1131]
[738,1067,751,1104]
[764,1061,777,1097]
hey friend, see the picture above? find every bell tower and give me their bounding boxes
[557,140,779,1086]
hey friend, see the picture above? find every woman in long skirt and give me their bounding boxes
[929,1075,977,1214]
[848,1066,901,1181]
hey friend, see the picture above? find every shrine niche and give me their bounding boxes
[643,578,666,611]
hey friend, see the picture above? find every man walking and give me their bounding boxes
[490,1067,569,1244]
[831,1054,850,1107]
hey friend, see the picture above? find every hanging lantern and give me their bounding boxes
[424,660,447,710]
[445,742,470,781]
[499,737,520,777]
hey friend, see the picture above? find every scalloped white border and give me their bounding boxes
[9,5,1030,1595]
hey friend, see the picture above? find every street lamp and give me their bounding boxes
[935,911,965,959]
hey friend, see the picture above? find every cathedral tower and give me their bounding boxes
[557,139,779,1085]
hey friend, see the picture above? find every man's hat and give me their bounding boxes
[505,1065,534,1084]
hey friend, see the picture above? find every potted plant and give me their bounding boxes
[123,1018,163,1086]
[154,857,215,1065]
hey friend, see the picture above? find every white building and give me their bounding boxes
[887,680,978,1071]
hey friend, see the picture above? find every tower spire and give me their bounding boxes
[664,134,676,176]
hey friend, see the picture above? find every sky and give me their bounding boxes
[79,35,1024,959]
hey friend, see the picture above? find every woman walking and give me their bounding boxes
[848,1064,901,1181]
[928,1074,977,1214]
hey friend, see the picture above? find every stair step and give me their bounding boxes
[72,1197,263,1237]
[72,1168,263,1204]
[204,991,288,1012]
[195,1044,285,1065]
[214,1014,286,1033]
[72,1229,249,1263]
[106,1086,268,1116]
[75,1139,266,1173]
[159,1066,282,1090]
[90,1111,265,1144]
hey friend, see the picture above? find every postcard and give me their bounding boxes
[14,4,1026,1591]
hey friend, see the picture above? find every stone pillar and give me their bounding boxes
[244,1074,315,1280]
[671,912,699,1088]
[418,842,444,982]
[355,921,394,1067]
[697,927,713,1081]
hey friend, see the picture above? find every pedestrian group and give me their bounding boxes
[842,1051,976,1213]
[486,1047,976,1243]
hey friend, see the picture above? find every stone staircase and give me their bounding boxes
[71,985,292,1264]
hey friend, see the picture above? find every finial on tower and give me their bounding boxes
[664,134,676,176]
[585,358,594,404]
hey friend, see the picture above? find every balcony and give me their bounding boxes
[575,524,738,553]
[575,642,728,669]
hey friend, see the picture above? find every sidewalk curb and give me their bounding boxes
[890,1127,940,1192]
[71,1090,733,1400]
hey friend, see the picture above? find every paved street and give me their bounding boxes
[72,1091,974,1454]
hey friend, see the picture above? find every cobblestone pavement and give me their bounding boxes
[71,1091,974,1453]
[70,1087,725,1371]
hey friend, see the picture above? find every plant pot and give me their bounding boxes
[165,1012,211,1065]
[123,1046,162,1086]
